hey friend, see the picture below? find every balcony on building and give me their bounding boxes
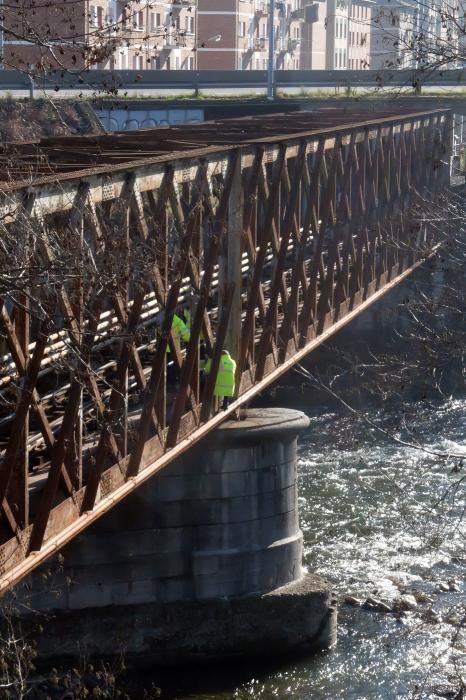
[177,29,195,46]
[255,2,268,18]
[164,33,178,49]
[248,36,267,51]
[172,0,196,9]
[287,37,301,52]
[290,7,305,21]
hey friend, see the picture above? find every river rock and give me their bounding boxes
[344,595,362,606]
[431,683,462,698]
[444,613,461,626]
[363,597,392,613]
[436,582,450,593]
[397,594,418,611]
[421,608,442,624]
[447,580,461,592]
[412,591,434,604]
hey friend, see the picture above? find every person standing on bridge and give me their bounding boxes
[204,349,237,410]
[166,308,190,384]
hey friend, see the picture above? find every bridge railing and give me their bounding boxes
[0,108,451,591]
[2,69,466,92]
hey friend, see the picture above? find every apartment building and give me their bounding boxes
[370,0,416,68]
[348,0,373,69]
[110,1,197,70]
[325,0,349,68]
[371,0,458,70]
[1,0,197,71]
[300,2,327,70]
[2,0,452,73]
[197,0,306,70]
[2,0,87,70]
[319,0,372,70]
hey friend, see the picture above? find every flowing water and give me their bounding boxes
[159,396,465,700]
[154,255,466,699]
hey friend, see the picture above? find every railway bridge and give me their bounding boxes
[0,107,451,615]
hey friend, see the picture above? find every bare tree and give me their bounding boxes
[0,0,198,78]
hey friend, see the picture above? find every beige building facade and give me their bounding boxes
[197,0,307,70]
[300,1,328,69]
[348,0,373,69]
[3,0,452,74]
[325,0,348,68]
[104,0,197,70]
[370,0,416,69]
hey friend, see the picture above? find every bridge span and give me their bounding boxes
[0,106,451,594]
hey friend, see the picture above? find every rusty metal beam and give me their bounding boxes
[0,107,451,593]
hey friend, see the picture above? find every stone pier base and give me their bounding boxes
[30,574,336,665]
[16,408,337,664]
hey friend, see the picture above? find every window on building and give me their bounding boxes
[344,21,347,38]
[239,20,246,36]
[134,10,143,30]
[151,13,162,31]
[334,50,338,67]
[89,5,96,27]
[96,6,103,28]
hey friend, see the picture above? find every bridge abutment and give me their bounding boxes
[20,408,336,664]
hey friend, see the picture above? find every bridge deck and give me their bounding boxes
[0,107,450,591]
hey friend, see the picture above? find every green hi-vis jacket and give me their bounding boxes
[166,314,190,352]
[204,351,237,397]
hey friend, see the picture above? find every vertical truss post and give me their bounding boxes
[224,151,243,388]
[70,212,84,490]
[444,111,454,186]
[110,199,130,458]
[9,293,29,528]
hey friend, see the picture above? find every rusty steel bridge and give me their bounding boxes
[0,107,451,593]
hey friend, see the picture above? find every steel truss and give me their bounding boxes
[0,108,451,592]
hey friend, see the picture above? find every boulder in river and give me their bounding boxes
[363,597,392,613]
[447,579,461,592]
[396,595,418,611]
[344,596,362,606]
[421,608,442,624]
[412,591,434,604]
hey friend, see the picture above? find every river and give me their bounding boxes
[152,395,465,700]
[154,263,466,700]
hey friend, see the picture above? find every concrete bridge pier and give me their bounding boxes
[22,408,336,665]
